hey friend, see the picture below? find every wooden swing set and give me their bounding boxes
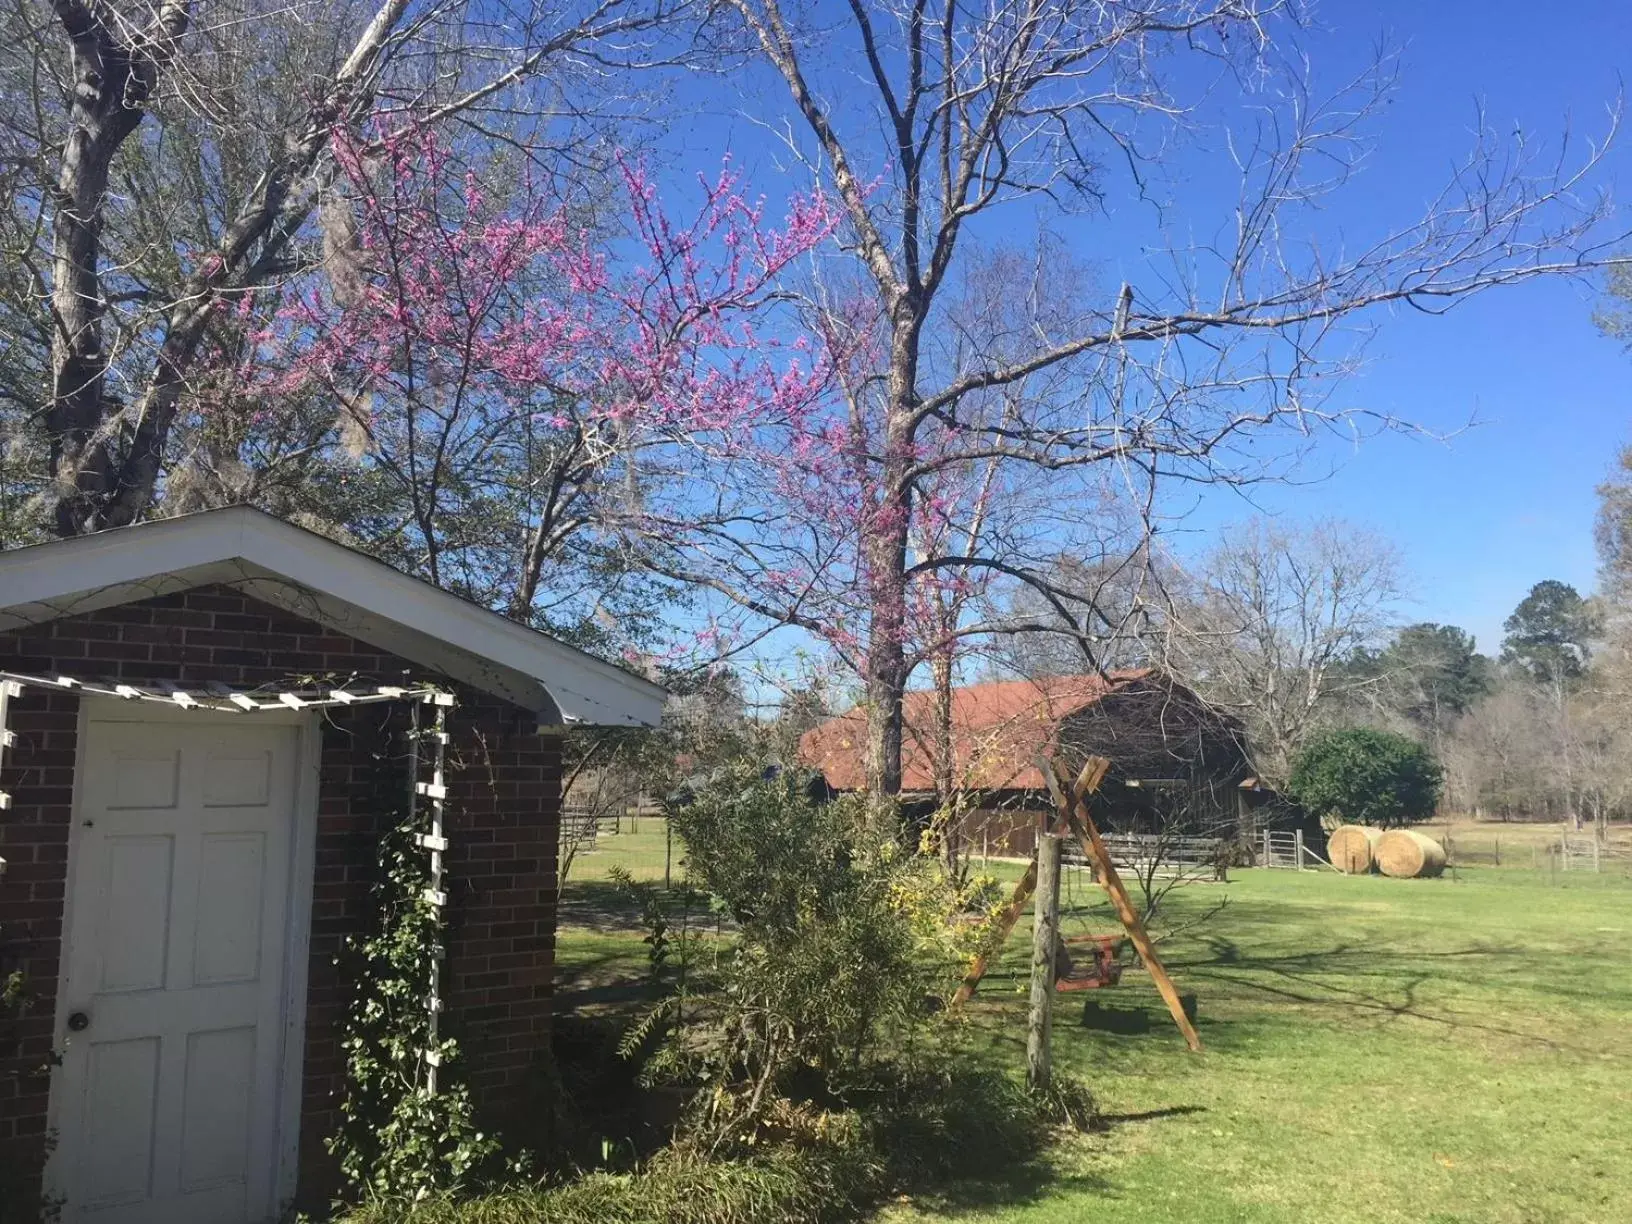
[952,755,1203,1055]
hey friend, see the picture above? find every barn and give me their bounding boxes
[799,670,1266,855]
[0,507,665,1221]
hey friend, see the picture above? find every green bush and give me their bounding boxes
[337,767,1098,1224]
[1289,728,1443,828]
[858,1065,1057,1186]
[660,769,978,1147]
[337,1145,882,1224]
[336,1064,1097,1224]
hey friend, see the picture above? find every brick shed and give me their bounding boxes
[0,507,665,1223]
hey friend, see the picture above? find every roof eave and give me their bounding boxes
[0,508,667,728]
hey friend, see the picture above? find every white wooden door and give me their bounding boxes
[50,715,302,1224]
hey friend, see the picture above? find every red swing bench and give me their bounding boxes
[1053,932,1125,992]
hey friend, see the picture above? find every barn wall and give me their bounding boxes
[0,586,562,1209]
[1056,685,1252,832]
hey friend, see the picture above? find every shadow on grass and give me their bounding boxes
[898,1161,1120,1217]
[893,1104,1204,1218]
[559,879,722,931]
[1099,1104,1207,1125]
[1076,997,1204,1037]
[961,935,1611,1063]
[1168,936,1627,1054]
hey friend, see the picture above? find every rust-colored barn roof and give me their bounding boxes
[798,670,1153,793]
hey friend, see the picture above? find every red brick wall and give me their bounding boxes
[0,586,562,1209]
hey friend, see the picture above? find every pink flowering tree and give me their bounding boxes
[242,126,838,645]
[225,126,1136,817]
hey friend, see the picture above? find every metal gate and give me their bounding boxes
[1261,828,1310,870]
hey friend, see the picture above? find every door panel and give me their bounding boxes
[105,750,180,810]
[77,1037,160,1207]
[95,837,174,994]
[203,752,272,808]
[193,834,267,985]
[179,1027,257,1190]
[52,715,303,1224]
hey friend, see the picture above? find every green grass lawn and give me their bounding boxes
[556,822,706,1012]
[556,841,1632,1224]
[567,821,677,884]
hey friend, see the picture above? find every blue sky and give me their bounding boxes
[652,1,1632,664]
[1204,1,1632,654]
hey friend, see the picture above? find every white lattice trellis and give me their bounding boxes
[409,692,455,1091]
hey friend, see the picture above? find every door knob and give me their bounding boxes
[67,1011,90,1032]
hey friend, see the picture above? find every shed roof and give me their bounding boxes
[0,506,666,727]
[798,670,1152,793]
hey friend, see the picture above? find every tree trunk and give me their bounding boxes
[47,9,174,535]
[931,634,962,874]
[863,560,908,797]
[861,298,924,799]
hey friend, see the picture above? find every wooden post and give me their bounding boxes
[1295,827,1306,871]
[1594,837,1601,874]
[1027,834,1063,1092]
[1262,828,1270,867]
[1043,758,1204,1054]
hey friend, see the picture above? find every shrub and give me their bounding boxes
[661,768,978,1147]
[338,1144,883,1224]
[859,1065,1057,1185]
[341,767,1097,1224]
[336,1064,1098,1224]
[1289,728,1443,828]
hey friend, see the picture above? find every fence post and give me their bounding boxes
[1027,833,1063,1093]
[1594,838,1601,874]
[1295,828,1306,871]
[1263,829,1270,868]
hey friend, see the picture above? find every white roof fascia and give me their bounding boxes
[0,508,666,728]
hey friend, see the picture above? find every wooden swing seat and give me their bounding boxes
[1054,933,1124,992]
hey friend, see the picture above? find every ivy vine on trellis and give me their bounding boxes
[327,692,516,1203]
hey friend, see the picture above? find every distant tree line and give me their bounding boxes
[1001,482,1631,834]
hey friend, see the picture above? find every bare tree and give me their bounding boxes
[2,0,682,538]
[993,533,1176,680]
[1165,518,1404,786]
[1441,677,1561,820]
[660,0,1626,799]
[1568,682,1632,838]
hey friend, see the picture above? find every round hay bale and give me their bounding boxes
[1327,825,1382,874]
[1375,829,1447,878]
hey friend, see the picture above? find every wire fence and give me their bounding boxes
[1418,826,1632,876]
